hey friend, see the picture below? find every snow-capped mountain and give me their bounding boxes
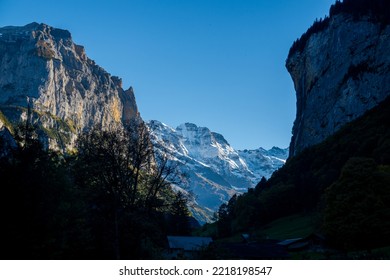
[146,120,288,223]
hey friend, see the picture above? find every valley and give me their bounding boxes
[0,0,390,260]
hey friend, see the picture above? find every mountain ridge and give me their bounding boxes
[146,120,288,223]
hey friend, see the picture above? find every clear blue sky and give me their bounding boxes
[0,0,335,150]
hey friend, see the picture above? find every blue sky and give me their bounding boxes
[0,0,335,149]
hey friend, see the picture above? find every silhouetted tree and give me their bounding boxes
[0,126,85,259]
[169,191,192,235]
[75,120,189,259]
[75,121,152,258]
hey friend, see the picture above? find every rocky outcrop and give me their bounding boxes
[0,112,16,157]
[0,22,139,150]
[287,13,390,157]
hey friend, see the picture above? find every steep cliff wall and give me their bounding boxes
[0,23,139,150]
[287,13,390,156]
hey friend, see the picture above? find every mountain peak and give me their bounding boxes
[146,120,288,223]
[24,22,40,28]
[175,122,231,147]
[176,122,208,133]
[178,122,198,129]
[0,22,72,41]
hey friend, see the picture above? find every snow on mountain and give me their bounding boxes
[146,120,288,224]
[238,147,288,181]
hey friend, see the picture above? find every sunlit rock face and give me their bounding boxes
[287,14,390,157]
[0,22,139,150]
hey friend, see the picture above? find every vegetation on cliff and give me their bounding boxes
[288,0,390,57]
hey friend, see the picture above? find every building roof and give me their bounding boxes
[277,238,303,246]
[167,236,213,251]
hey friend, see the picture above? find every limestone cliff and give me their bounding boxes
[287,8,390,157]
[0,22,139,150]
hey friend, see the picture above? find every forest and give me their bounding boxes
[1,95,389,259]
[0,118,192,259]
[211,96,390,254]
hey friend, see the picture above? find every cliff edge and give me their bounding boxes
[0,22,139,150]
[287,1,390,157]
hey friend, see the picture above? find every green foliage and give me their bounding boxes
[194,222,218,238]
[324,158,390,250]
[216,194,239,237]
[259,214,317,240]
[213,96,390,250]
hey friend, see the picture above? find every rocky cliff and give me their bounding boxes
[287,8,390,156]
[0,22,139,150]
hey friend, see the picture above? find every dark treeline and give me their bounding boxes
[215,96,390,251]
[0,120,191,259]
[330,0,390,23]
[288,0,390,57]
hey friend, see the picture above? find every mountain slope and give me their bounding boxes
[215,95,390,251]
[211,0,390,255]
[147,120,288,223]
